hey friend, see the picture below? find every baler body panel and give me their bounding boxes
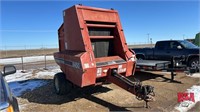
[54,5,136,87]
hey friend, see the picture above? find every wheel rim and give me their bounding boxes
[55,77,59,92]
[191,60,199,68]
[138,58,143,60]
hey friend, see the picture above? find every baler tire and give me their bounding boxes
[54,72,72,95]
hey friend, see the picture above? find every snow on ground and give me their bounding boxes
[188,72,200,78]
[174,85,200,112]
[5,66,61,97]
[8,80,47,97]
[0,55,54,65]
[35,67,61,79]
[174,72,200,111]
[5,70,33,82]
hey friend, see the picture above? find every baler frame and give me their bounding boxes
[54,4,155,108]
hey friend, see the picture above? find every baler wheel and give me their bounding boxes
[54,72,72,95]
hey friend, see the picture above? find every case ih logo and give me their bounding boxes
[177,92,195,102]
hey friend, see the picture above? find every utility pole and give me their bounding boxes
[147,33,150,44]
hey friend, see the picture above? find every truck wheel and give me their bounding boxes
[54,72,72,95]
[189,58,199,68]
[137,56,145,60]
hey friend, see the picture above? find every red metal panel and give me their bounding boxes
[55,5,137,87]
[63,6,85,51]
[76,7,94,53]
[81,9,117,22]
[125,61,134,76]
[58,24,65,52]
[54,52,66,73]
[82,68,96,87]
[95,56,122,62]
[66,65,83,86]
[86,24,116,28]
[95,64,126,78]
[89,36,114,39]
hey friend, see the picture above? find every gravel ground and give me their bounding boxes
[15,69,200,112]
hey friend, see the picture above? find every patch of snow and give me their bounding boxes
[4,66,61,97]
[8,80,48,97]
[36,68,61,78]
[19,103,29,110]
[5,70,33,82]
[174,85,200,112]
[188,73,200,78]
[0,55,54,65]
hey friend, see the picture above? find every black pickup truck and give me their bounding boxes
[132,40,199,68]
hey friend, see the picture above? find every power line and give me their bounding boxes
[0,30,56,32]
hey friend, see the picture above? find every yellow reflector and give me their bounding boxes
[7,105,14,112]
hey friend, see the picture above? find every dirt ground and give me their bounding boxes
[1,49,199,112]
[16,69,200,112]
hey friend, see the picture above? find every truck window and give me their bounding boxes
[169,42,179,49]
[156,42,166,50]
[179,40,199,49]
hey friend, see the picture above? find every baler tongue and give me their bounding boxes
[109,69,155,108]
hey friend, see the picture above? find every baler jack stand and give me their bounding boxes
[109,69,155,108]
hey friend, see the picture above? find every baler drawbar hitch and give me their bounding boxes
[110,69,155,108]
